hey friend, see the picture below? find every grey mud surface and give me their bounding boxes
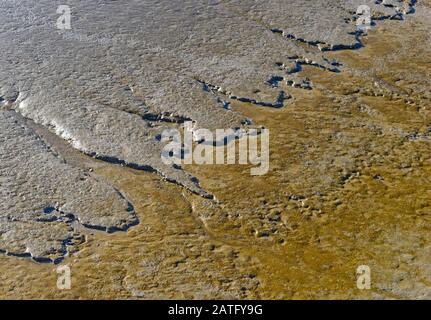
[0,111,138,263]
[0,0,419,261]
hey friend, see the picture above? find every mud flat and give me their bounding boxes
[0,111,138,263]
[0,0,430,299]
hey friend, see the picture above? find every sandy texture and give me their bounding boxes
[0,0,430,299]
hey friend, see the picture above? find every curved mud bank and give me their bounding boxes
[0,111,138,263]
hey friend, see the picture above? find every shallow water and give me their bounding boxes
[0,0,430,299]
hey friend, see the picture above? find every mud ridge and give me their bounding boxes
[197,79,291,109]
